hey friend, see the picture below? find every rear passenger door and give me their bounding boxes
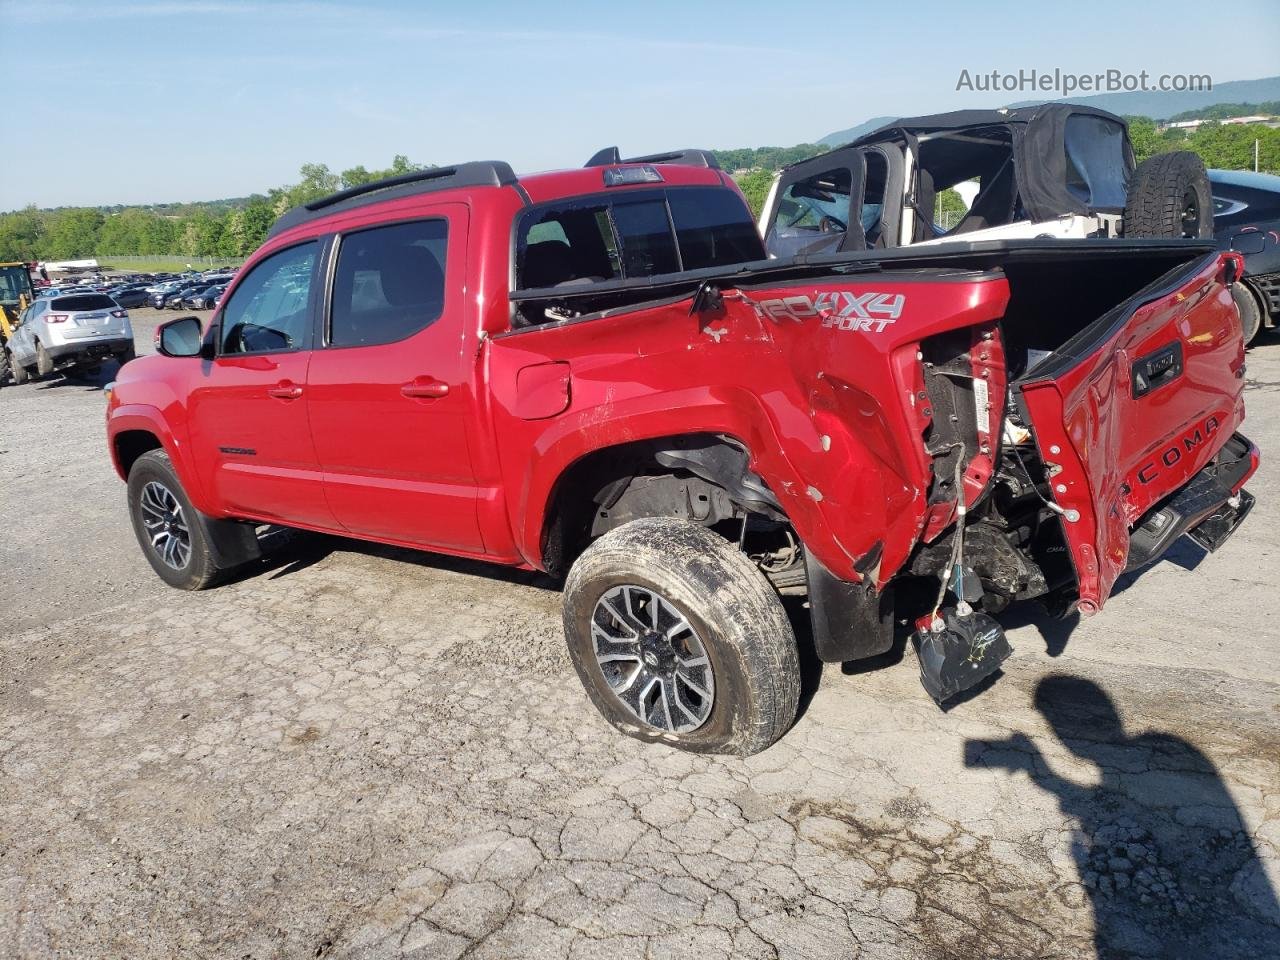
[305,205,486,552]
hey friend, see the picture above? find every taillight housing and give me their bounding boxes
[110,309,127,318]
[44,314,68,323]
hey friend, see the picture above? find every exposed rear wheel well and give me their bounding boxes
[540,433,800,587]
[114,430,163,478]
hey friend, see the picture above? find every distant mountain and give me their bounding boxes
[817,116,895,148]
[1007,75,1280,119]
[817,76,1280,146]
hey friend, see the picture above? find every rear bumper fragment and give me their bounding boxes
[1126,432,1258,570]
[45,338,134,363]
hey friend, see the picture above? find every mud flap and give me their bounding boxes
[912,607,1012,705]
[203,515,263,568]
[805,550,894,663]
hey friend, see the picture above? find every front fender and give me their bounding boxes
[107,403,212,514]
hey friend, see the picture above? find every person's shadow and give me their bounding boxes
[965,675,1279,958]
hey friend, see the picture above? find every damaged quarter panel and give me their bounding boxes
[487,271,1010,586]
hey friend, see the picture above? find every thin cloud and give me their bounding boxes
[6,0,359,23]
[381,24,802,57]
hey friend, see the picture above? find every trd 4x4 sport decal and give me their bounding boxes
[749,291,905,332]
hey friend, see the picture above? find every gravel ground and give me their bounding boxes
[1,309,1278,959]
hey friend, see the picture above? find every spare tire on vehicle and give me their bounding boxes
[1123,151,1213,239]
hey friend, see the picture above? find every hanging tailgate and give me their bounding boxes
[1017,250,1255,611]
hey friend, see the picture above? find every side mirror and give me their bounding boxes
[155,315,205,357]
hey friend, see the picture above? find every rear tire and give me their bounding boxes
[1232,282,1264,346]
[10,352,29,385]
[127,449,227,590]
[562,518,801,756]
[117,343,137,367]
[0,349,9,387]
[1123,151,1213,239]
[35,341,55,377]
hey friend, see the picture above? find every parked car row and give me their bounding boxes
[146,276,233,310]
[37,268,239,313]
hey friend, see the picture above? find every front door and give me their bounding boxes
[186,239,333,528]
[305,206,485,552]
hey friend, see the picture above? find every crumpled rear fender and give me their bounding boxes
[491,326,924,582]
[513,385,877,576]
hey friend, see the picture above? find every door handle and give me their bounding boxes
[401,377,449,399]
[267,380,304,400]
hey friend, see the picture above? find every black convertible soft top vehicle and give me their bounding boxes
[760,103,1214,258]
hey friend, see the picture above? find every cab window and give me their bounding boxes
[219,242,318,355]
[329,220,448,348]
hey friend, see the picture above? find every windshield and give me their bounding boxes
[776,177,851,232]
[766,166,854,258]
[0,265,34,305]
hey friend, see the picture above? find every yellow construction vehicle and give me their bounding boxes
[0,262,36,386]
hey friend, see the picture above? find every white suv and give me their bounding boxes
[8,292,136,382]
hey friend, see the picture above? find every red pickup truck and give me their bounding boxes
[105,151,1258,755]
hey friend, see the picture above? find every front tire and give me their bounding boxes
[127,449,226,590]
[10,352,29,385]
[562,518,800,756]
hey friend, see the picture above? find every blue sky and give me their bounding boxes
[2,0,1278,209]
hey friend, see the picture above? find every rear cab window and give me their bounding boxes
[513,185,763,326]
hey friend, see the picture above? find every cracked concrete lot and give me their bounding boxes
[2,309,1278,959]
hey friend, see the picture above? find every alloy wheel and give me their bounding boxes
[590,584,715,733]
[139,480,192,569]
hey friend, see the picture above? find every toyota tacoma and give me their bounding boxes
[104,149,1258,755]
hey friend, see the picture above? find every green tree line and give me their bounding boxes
[1126,116,1279,171]
[1167,101,1280,122]
[0,156,424,263]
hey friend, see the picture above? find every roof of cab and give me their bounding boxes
[266,150,730,240]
